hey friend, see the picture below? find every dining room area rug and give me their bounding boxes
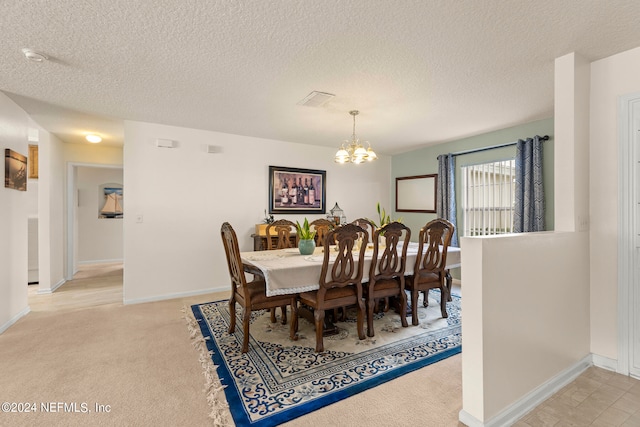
[187,290,461,426]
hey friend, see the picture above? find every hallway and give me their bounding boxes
[28,262,123,312]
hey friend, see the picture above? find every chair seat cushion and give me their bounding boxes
[299,285,357,306]
[367,277,401,291]
[240,280,292,307]
[406,272,440,288]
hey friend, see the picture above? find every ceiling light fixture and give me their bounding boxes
[85,134,102,143]
[21,48,48,62]
[334,110,377,164]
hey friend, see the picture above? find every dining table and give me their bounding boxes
[241,242,461,297]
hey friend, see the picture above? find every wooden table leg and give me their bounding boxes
[298,304,339,336]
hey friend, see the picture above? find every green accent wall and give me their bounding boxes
[391,118,554,278]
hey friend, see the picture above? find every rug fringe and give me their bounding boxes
[182,306,233,426]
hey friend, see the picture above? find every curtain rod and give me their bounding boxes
[449,135,550,157]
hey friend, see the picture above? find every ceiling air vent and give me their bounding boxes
[297,91,335,107]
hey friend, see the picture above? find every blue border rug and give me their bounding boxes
[190,290,461,426]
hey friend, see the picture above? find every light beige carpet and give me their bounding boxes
[1,286,464,426]
[0,296,215,426]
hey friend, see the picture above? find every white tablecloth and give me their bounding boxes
[241,243,461,297]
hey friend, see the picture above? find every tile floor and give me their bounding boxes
[514,366,640,426]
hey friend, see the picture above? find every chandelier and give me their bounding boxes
[334,110,377,164]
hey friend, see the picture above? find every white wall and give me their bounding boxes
[0,92,30,332]
[590,46,640,360]
[123,120,391,303]
[63,143,124,168]
[554,53,591,232]
[77,166,123,263]
[460,232,590,424]
[36,129,66,293]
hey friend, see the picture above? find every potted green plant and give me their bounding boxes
[296,218,317,255]
[370,202,402,229]
[368,203,402,246]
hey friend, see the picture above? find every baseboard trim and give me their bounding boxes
[592,354,619,373]
[37,278,66,294]
[459,354,592,427]
[78,259,123,265]
[0,306,31,335]
[123,286,227,305]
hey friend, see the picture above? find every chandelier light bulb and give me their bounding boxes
[366,144,377,161]
[334,110,377,164]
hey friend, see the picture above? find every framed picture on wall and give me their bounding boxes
[28,145,38,179]
[269,165,326,214]
[4,149,27,191]
[99,186,123,218]
[396,174,437,213]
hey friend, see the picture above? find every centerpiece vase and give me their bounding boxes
[298,239,316,255]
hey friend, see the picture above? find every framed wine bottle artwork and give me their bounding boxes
[269,166,326,214]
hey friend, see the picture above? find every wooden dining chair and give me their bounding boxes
[352,217,389,312]
[309,218,333,247]
[265,219,298,322]
[405,218,454,325]
[265,219,298,250]
[350,218,376,244]
[292,223,368,352]
[221,222,297,353]
[363,221,411,337]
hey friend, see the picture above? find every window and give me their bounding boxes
[461,159,516,236]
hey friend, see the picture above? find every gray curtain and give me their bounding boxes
[436,153,459,247]
[513,136,544,232]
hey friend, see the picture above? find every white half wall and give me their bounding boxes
[460,231,590,424]
[123,120,391,303]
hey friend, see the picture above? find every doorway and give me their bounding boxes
[66,163,123,281]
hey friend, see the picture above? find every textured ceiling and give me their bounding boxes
[2,0,640,154]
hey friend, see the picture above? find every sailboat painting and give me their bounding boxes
[100,187,123,218]
[4,149,27,191]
